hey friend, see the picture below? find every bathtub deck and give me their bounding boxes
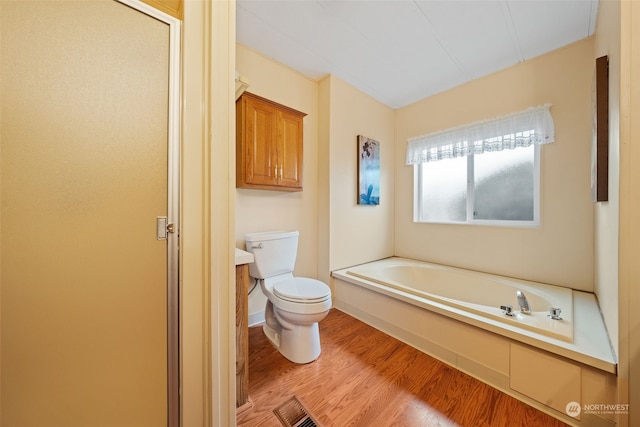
[236,309,568,427]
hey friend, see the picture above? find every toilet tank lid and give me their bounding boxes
[244,230,299,242]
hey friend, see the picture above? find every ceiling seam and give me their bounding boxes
[588,0,598,36]
[313,0,413,107]
[412,0,472,82]
[500,0,525,62]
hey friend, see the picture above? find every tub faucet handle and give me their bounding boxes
[500,305,514,316]
[548,307,563,320]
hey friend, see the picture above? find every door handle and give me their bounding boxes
[157,216,175,240]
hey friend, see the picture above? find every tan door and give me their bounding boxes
[1,1,175,425]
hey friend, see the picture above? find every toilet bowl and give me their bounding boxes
[245,231,332,364]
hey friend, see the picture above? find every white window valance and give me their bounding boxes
[405,104,554,165]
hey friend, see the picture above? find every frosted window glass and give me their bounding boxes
[473,146,534,221]
[419,156,467,222]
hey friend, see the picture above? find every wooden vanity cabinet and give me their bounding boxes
[236,92,306,191]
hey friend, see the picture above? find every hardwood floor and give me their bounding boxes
[236,309,569,427]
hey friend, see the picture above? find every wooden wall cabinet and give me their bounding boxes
[236,92,306,191]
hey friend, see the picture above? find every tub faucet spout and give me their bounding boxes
[517,291,531,314]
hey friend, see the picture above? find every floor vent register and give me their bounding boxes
[273,395,321,427]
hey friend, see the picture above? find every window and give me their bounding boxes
[406,105,553,227]
[414,144,539,226]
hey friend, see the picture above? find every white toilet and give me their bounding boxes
[245,231,332,364]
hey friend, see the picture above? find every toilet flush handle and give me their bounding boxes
[251,243,263,249]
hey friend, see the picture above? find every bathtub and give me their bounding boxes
[342,257,573,342]
[332,257,618,426]
[332,257,616,374]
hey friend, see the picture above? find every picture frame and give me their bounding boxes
[357,135,380,205]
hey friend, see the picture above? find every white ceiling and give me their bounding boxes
[237,0,599,109]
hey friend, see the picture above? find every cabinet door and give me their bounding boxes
[278,109,303,189]
[245,97,278,186]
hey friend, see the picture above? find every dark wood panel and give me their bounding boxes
[593,55,609,202]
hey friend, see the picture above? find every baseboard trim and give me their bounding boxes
[249,311,265,327]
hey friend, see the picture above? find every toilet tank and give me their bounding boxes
[244,231,299,279]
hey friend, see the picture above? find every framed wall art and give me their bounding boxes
[357,135,380,205]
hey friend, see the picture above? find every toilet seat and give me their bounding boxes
[273,278,331,304]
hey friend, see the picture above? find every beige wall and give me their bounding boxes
[235,44,319,318]
[618,0,640,424]
[235,48,395,319]
[394,38,595,292]
[590,2,640,424]
[593,0,621,366]
[320,75,395,274]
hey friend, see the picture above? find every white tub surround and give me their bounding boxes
[332,257,617,427]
